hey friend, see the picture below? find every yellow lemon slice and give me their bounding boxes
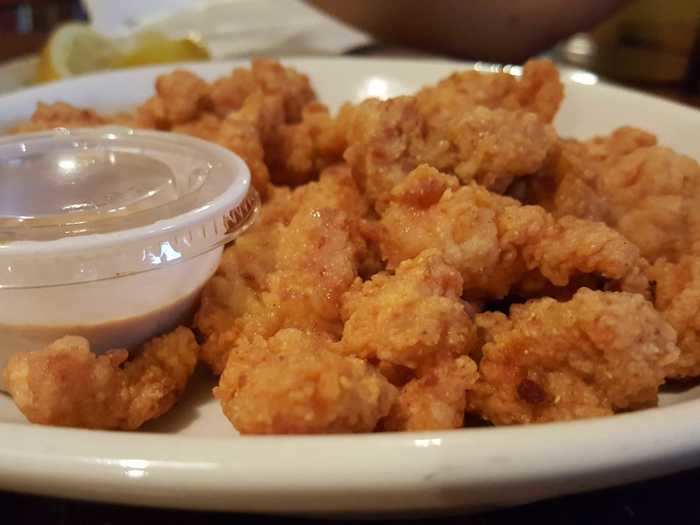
[36,23,120,83]
[114,31,210,68]
[36,24,210,83]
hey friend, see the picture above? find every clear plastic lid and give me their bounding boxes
[0,127,258,288]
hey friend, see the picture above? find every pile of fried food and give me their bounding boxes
[4,58,700,434]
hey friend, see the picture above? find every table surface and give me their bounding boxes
[2,27,700,523]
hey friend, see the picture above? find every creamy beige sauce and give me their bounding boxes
[0,287,202,390]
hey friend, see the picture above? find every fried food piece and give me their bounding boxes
[342,96,555,209]
[171,112,222,142]
[173,91,286,196]
[249,58,316,122]
[11,102,110,132]
[469,289,678,425]
[383,354,478,431]
[267,102,347,185]
[416,58,564,124]
[2,327,199,430]
[648,256,700,378]
[341,250,477,369]
[210,92,285,195]
[195,166,369,374]
[529,127,700,262]
[445,107,556,193]
[195,224,283,375]
[209,67,259,118]
[380,165,646,299]
[136,69,211,129]
[215,329,397,434]
[256,163,370,229]
[266,206,360,335]
[196,209,358,374]
[209,58,315,121]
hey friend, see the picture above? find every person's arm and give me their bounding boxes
[308,0,628,63]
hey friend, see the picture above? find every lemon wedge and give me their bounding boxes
[36,24,210,83]
[114,31,210,68]
[36,23,119,82]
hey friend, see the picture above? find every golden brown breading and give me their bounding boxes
[171,112,222,142]
[195,224,283,375]
[209,67,259,118]
[416,58,564,125]
[341,250,477,369]
[196,209,359,375]
[382,354,478,431]
[528,127,700,263]
[211,92,285,196]
[249,58,316,122]
[136,69,211,129]
[173,91,287,196]
[265,206,360,336]
[341,95,556,209]
[195,166,369,374]
[209,58,315,121]
[648,256,700,378]
[469,289,678,425]
[215,329,397,434]
[267,102,347,186]
[379,165,646,300]
[2,327,199,430]
[11,102,110,132]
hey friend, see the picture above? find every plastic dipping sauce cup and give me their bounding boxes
[0,127,258,378]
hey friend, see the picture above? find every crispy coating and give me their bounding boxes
[174,91,287,196]
[341,250,477,369]
[267,102,347,185]
[529,127,700,262]
[195,166,369,374]
[383,354,478,431]
[215,329,397,434]
[137,69,211,129]
[11,59,700,435]
[258,163,370,229]
[416,58,564,124]
[469,289,678,425]
[195,224,283,375]
[209,67,259,118]
[132,61,316,196]
[445,107,556,192]
[212,92,285,196]
[209,58,315,121]
[342,96,556,209]
[648,256,700,378]
[171,112,222,142]
[11,102,110,132]
[266,206,360,335]
[379,165,646,300]
[249,58,316,122]
[2,327,199,430]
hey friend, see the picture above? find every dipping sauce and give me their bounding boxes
[0,127,258,381]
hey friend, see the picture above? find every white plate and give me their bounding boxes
[1,58,700,516]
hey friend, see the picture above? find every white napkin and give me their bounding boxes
[81,0,371,57]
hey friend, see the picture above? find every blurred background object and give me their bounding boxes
[82,0,369,58]
[556,0,700,89]
[0,0,85,62]
[0,0,698,106]
[0,0,370,91]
